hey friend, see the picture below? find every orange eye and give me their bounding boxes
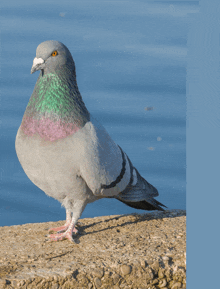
[51,51,58,57]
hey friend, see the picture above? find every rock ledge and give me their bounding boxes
[0,209,186,289]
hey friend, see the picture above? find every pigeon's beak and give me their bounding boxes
[31,57,45,74]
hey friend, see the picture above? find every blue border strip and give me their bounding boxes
[187,0,220,288]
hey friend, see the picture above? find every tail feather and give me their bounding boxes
[115,161,166,211]
[117,197,167,211]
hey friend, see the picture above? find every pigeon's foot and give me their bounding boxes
[48,210,77,234]
[49,230,75,242]
[49,220,78,242]
[48,224,78,234]
[49,227,78,242]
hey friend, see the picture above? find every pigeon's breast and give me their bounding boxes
[20,116,80,141]
[15,126,81,199]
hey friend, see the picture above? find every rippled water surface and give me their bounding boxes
[0,1,198,226]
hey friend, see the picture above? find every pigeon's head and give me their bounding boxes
[31,40,74,74]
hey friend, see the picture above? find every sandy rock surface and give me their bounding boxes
[0,210,186,289]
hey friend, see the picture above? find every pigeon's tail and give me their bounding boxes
[115,164,167,211]
[116,197,166,211]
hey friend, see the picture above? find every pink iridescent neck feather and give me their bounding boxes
[21,116,80,141]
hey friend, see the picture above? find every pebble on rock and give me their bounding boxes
[152,260,160,271]
[145,268,154,281]
[158,278,167,288]
[171,282,182,289]
[162,256,169,261]
[113,273,120,284]
[140,260,146,268]
[88,283,93,289]
[158,268,165,279]
[93,267,104,278]
[120,264,132,276]
[94,277,102,288]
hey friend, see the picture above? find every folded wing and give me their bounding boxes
[79,117,166,211]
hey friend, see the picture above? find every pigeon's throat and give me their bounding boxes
[28,73,76,116]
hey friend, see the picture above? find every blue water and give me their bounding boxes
[0,1,197,226]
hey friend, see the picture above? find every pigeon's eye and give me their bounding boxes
[51,51,58,57]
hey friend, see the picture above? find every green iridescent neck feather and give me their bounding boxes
[25,67,90,127]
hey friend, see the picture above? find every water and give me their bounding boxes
[0,1,197,226]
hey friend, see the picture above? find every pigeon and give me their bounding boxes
[15,40,166,242]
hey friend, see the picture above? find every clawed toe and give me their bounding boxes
[49,224,79,234]
[49,231,75,242]
[48,224,69,233]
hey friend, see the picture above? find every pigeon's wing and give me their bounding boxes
[79,117,159,202]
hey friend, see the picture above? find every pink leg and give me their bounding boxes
[48,210,77,234]
[49,217,77,242]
